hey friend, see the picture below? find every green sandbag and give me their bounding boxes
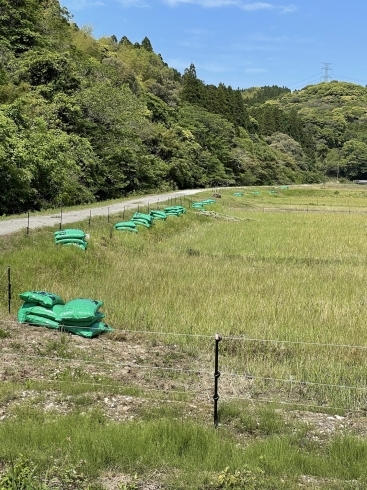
[115,227,138,233]
[114,221,137,229]
[150,210,167,220]
[57,298,104,323]
[19,291,65,308]
[164,206,186,214]
[55,238,87,245]
[132,212,153,223]
[62,242,88,250]
[192,202,205,208]
[201,199,216,204]
[24,314,60,329]
[62,321,113,338]
[17,302,38,322]
[132,219,151,228]
[59,311,105,327]
[54,229,85,239]
[24,304,64,321]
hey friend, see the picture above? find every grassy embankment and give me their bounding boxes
[1,185,367,489]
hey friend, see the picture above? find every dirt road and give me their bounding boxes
[0,189,206,237]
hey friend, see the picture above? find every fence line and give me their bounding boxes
[219,394,354,413]
[0,351,212,376]
[1,349,367,395]
[2,319,367,351]
[0,376,206,398]
[2,320,367,417]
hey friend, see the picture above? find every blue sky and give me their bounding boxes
[60,0,367,91]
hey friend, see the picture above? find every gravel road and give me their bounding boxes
[0,189,206,237]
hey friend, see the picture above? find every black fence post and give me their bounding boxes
[59,206,63,230]
[27,211,30,235]
[7,266,11,314]
[89,210,91,227]
[108,207,110,223]
[213,333,222,428]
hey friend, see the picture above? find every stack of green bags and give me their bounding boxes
[192,199,216,209]
[149,210,167,220]
[17,291,65,330]
[54,229,88,250]
[164,206,186,216]
[114,221,138,232]
[17,291,112,338]
[131,212,154,228]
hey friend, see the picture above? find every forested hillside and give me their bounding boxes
[1,0,367,215]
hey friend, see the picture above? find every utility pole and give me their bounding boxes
[321,62,332,82]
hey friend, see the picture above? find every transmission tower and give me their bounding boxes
[321,62,332,82]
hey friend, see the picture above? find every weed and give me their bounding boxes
[0,455,46,490]
[0,328,10,339]
[213,465,266,489]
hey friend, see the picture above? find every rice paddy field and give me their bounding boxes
[1,184,367,489]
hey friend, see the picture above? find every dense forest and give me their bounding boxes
[1,0,367,215]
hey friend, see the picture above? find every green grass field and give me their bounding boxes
[1,184,367,489]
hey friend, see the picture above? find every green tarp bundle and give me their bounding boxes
[132,212,154,227]
[164,206,186,216]
[114,221,138,232]
[192,199,215,209]
[54,229,88,250]
[192,202,205,209]
[17,292,112,338]
[149,210,167,220]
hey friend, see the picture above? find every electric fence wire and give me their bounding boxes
[0,376,207,399]
[219,394,362,414]
[2,319,367,350]
[1,349,367,396]
[0,351,212,376]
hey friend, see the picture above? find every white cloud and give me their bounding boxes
[241,2,296,13]
[117,0,148,5]
[66,0,104,10]
[163,0,241,6]
[163,0,297,12]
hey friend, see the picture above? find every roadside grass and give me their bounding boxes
[2,186,367,487]
[1,410,367,489]
[0,408,367,489]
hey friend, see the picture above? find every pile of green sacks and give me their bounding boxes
[192,199,216,209]
[114,207,185,233]
[17,291,112,338]
[54,229,88,250]
[164,206,186,216]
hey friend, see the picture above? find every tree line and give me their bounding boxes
[0,0,366,215]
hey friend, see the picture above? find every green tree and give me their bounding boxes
[340,139,367,179]
[181,64,204,105]
[141,36,153,52]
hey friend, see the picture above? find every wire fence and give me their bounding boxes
[1,316,367,425]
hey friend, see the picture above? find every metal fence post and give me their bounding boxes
[213,333,222,428]
[7,266,11,314]
[59,206,63,230]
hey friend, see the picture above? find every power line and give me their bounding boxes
[287,73,322,88]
